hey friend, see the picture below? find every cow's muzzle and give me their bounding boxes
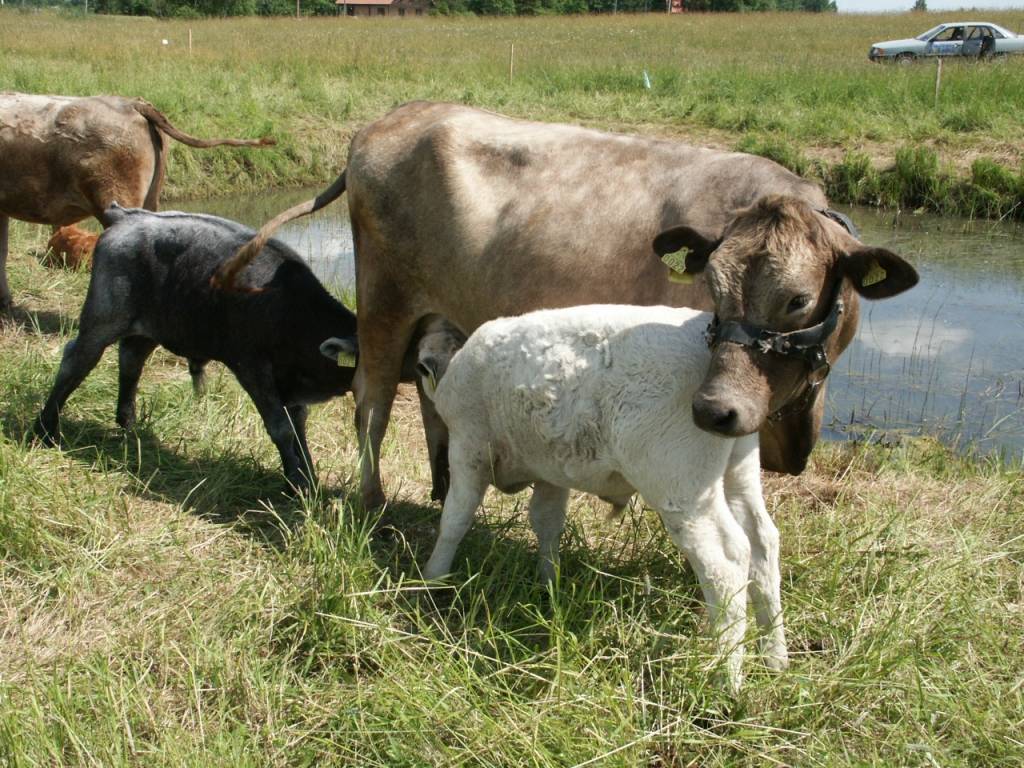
[704,282,844,422]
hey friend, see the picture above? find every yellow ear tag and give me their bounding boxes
[427,369,437,395]
[668,267,694,285]
[662,249,693,285]
[336,350,356,368]
[862,260,887,288]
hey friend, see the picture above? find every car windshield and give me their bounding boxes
[916,25,945,41]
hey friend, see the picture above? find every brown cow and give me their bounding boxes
[215,101,917,508]
[0,92,274,314]
[43,225,97,270]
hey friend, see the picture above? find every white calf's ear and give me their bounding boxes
[320,337,358,366]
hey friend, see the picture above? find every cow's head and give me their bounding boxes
[654,195,918,473]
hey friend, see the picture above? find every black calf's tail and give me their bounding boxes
[211,170,348,292]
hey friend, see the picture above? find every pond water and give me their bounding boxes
[178,189,1024,464]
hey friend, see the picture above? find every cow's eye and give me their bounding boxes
[787,295,811,314]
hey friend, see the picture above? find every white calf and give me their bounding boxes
[416,305,787,691]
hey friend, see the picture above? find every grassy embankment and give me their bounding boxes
[2,213,1023,763]
[2,9,1024,218]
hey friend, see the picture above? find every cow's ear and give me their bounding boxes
[652,225,722,274]
[319,336,358,366]
[842,246,919,300]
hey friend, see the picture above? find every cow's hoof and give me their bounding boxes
[762,645,789,673]
[116,410,136,431]
[285,472,316,498]
[362,488,387,511]
[32,417,60,447]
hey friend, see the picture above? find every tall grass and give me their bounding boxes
[2,222,1023,764]
[2,9,1023,216]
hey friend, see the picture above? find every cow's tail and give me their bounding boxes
[132,100,275,149]
[211,170,348,291]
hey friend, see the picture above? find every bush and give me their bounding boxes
[886,146,949,210]
[954,158,1024,219]
[826,152,881,206]
[734,136,810,178]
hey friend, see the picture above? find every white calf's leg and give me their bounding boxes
[658,489,751,693]
[527,482,570,584]
[423,451,488,580]
[724,435,787,671]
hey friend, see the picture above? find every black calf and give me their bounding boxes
[34,205,358,490]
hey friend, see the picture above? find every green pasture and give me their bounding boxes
[1,217,1023,765]
[2,11,1024,764]
[2,9,1024,216]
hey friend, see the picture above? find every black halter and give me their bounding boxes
[703,208,856,421]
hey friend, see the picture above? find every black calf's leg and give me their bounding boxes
[416,380,451,501]
[188,359,208,395]
[0,215,11,314]
[35,334,114,443]
[236,365,310,490]
[116,336,159,430]
[286,404,316,487]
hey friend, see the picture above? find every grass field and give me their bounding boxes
[2,9,1024,216]
[2,221,1023,764]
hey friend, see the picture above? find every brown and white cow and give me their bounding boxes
[215,101,918,508]
[0,92,274,314]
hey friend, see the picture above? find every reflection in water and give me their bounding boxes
[176,187,356,290]
[827,205,1024,462]
[176,191,1024,462]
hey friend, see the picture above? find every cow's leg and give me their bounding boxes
[422,445,488,580]
[35,261,136,442]
[285,403,315,486]
[188,358,209,396]
[115,336,158,430]
[352,311,418,509]
[0,215,11,315]
[235,365,310,490]
[416,379,451,501]
[528,482,570,584]
[723,435,787,672]
[35,332,118,444]
[658,493,751,694]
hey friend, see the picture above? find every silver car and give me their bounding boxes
[869,22,1024,63]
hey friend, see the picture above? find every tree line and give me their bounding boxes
[23,0,836,17]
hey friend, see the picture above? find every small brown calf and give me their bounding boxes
[43,226,98,270]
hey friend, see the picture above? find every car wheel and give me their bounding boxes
[896,53,916,65]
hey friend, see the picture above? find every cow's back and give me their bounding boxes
[346,102,824,334]
[0,93,154,224]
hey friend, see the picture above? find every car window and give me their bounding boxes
[934,27,964,42]
[989,26,1006,39]
[916,25,945,42]
[967,27,982,40]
